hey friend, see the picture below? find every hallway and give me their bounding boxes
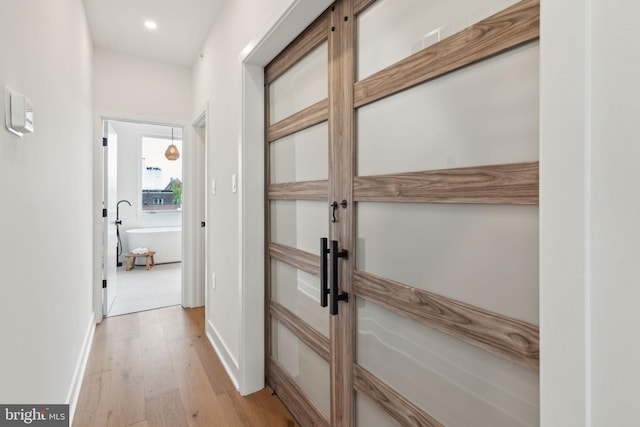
[73,306,298,426]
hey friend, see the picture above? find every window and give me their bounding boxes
[140,133,182,212]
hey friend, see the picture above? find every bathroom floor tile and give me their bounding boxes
[107,263,182,317]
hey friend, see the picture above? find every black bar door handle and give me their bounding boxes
[330,240,349,315]
[320,238,329,307]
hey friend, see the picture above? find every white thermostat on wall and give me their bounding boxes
[5,87,34,137]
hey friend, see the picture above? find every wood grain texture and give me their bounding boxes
[354,0,540,107]
[269,359,330,427]
[354,0,377,15]
[354,364,443,427]
[265,11,329,84]
[269,242,321,277]
[267,99,328,141]
[270,300,330,362]
[145,389,189,427]
[74,307,299,427]
[190,334,236,396]
[167,339,230,426]
[268,180,329,201]
[354,161,539,204]
[353,270,540,370]
[329,1,356,426]
[235,387,301,427]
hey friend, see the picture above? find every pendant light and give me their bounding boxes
[165,127,180,161]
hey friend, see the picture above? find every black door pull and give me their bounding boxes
[320,238,330,307]
[330,240,349,315]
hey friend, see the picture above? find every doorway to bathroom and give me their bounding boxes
[102,119,183,317]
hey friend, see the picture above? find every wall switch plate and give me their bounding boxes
[232,174,237,193]
[5,87,34,137]
[211,273,216,289]
[211,179,216,195]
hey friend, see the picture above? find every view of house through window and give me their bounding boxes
[141,133,183,211]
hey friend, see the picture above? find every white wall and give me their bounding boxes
[541,0,640,424]
[0,0,94,406]
[539,0,589,423]
[589,0,640,423]
[192,0,310,388]
[92,48,193,315]
[93,48,192,121]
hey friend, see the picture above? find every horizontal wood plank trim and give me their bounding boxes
[269,180,329,201]
[269,242,320,277]
[353,270,539,370]
[354,162,539,204]
[267,99,328,141]
[354,0,539,108]
[270,301,330,362]
[269,359,330,427]
[265,12,329,85]
[354,0,377,15]
[353,364,443,427]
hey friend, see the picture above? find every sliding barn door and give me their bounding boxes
[267,1,540,425]
[266,11,334,426]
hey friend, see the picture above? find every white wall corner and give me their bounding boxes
[67,313,96,426]
[239,63,266,396]
[539,0,591,424]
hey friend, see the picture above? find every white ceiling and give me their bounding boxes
[83,0,224,67]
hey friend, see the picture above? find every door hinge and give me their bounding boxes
[102,279,107,289]
[102,208,107,218]
[102,137,108,147]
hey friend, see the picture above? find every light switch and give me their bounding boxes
[5,87,34,137]
[211,179,216,195]
[232,174,237,193]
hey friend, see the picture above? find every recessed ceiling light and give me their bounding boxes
[144,20,157,30]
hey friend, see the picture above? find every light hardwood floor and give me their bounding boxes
[73,306,299,427]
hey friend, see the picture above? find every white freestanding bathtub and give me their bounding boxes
[125,226,182,265]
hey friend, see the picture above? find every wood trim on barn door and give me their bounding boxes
[328,0,356,425]
[353,364,443,427]
[268,180,329,201]
[353,270,540,370]
[269,359,330,427]
[353,0,540,108]
[265,11,330,85]
[267,99,329,142]
[354,162,539,205]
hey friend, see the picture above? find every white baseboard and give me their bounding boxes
[67,312,95,427]
[206,319,240,390]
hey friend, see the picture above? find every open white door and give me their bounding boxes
[102,121,118,316]
[193,110,207,308]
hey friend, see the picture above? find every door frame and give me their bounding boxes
[102,120,118,316]
[93,115,196,322]
[192,105,208,309]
